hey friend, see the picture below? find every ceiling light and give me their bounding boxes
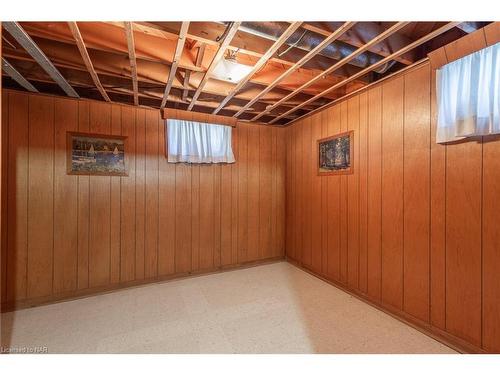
[212,56,253,83]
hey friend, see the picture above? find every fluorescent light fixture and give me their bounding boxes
[212,57,253,83]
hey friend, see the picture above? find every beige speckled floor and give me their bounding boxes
[1,261,456,353]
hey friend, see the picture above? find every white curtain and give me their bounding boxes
[436,42,500,143]
[166,119,235,163]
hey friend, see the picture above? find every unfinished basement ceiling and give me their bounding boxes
[1,21,489,125]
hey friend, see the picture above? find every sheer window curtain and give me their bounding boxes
[166,119,235,163]
[436,42,500,143]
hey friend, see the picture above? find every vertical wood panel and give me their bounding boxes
[145,109,159,278]
[120,105,136,281]
[221,134,233,266]
[482,134,500,352]
[358,91,368,294]
[403,65,431,322]
[158,109,175,276]
[237,124,248,263]
[276,127,286,258]
[110,104,122,283]
[367,86,382,301]
[88,102,111,287]
[347,96,360,289]
[271,127,278,259]
[7,92,29,301]
[285,126,294,260]
[247,124,260,262]
[1,91,8,303]
[310,114,322,273]
[320,110,329,275]
[301,117,312,267]
[175,108,192,273]
[135,108,146,280]
[27,95,54,298]
[339,102,348,284]
[77,101,90,289]
[445,138,482,346]
[53,98,78,293]
[429,51,447,330]
[294,123,303,263]
[381,76,404,309]
[230,122,239,263]
[198,164,214,270]
[259,126,272,260]
[326,106,341,280]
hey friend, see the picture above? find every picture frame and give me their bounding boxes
[317,130,354,176]
[67,131,128,176]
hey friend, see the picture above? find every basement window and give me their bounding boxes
[436,41,500,143]
[166,119,235,164]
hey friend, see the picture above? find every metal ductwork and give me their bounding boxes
[224,21,396,74]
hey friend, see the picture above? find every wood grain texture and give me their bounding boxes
[347,96,360,289]
[53,98,78,293]
[1,89,7,304]
[482,134,500,352]
[2,91,285,310]
[366,86,382,301]
[6,92,29,301]
[284,27,500,352]
[381,76,404,310]
[403,64,431,322]
[88,102,111,288]
[27,95,54,298]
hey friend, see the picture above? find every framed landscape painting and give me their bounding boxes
[317,131,353,176]
[67,132,127,176]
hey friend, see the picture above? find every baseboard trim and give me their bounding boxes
[286,256,487,354]
[1,256,284,313]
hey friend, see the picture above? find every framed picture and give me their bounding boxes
[67,132,127,176]
[317,131,353,176]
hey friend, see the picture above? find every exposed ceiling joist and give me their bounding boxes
[67,21,110,102]
[2,57,39,92]
[183,43,205,102]
[301,22,415,66]
[269,22,460,124]
[160,21,189,109]
[187,22,241,111]
[253,21,409,122]
[3,21,79,98]
[124,21,139,105]
[212,21,303,115]
[233,21,356,118]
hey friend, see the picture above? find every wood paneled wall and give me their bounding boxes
[0,91,286,309]
[285,23,500,354]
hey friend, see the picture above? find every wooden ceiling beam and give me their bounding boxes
[212,22,303,115]
[2,71,303,121]
[187,22,241,111]
[67,21,110,102]
[183,43,205,102]
[3,21,79,98]
[125,22,373,75]
[253,22,409,122]
[10,24,366,97]
[160,21,189,109]
[124,21,139,105]
[269,22,460,124]
[4,51,340,110]
[1,57,39,92]
[233,21,355,118]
